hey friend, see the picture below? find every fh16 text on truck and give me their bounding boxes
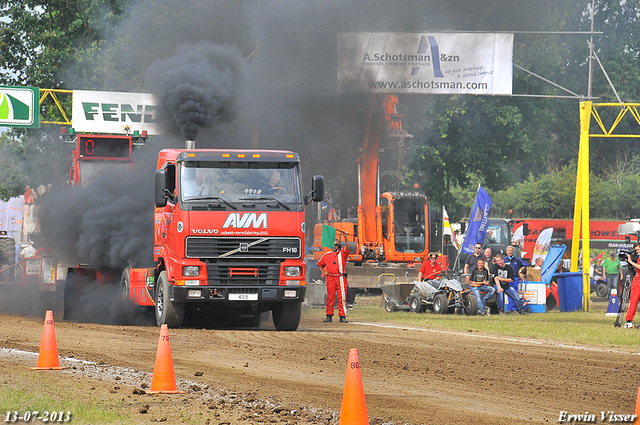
[63,137,324,331]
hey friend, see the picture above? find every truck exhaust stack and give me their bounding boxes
[185,140,195,149]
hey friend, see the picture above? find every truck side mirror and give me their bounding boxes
[305,175,324,204]
[155,169,168,208]
[523,223,529,236]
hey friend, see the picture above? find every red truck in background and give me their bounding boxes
[121,145,324,331]
[513,219,629,261]
[0,133,139,318]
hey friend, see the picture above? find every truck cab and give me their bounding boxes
[132,148,323,330]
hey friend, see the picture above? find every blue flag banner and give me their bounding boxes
[461,186,493,254]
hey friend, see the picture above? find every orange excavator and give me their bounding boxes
[312,94,442,289]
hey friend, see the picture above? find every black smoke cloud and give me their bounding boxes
[26,0,563,324]
[37,160,155,270]
[146,41,246,141]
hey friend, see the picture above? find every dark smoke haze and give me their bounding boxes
[23,0,561,322]
[38,166,154,270]
[146,41,246,141]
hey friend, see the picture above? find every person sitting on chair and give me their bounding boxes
[469,258,496,316]
[418,253,442,281]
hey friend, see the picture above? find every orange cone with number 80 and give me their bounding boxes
[149,324,184,394]
[339,348,369,425]
[32,310,65,370]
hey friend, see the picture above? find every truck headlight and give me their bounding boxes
[284,266,301,277]
[183,266,200,277]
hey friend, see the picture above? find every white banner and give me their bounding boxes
[72,90,162,135]
[0,196,24,245]
[532,228,554,263]
[337,32,513,95]
[442,206,460,250]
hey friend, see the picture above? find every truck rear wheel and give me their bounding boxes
[155,271,184,328]
[120,267,132,303]
[0,238,15,280]
[0,238,15,264]
[272,302,301,331]
[63,270,77,320]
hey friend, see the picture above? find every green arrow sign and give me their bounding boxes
[0,86,39,128]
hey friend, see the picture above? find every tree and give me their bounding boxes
[0,0,128,88]
[0,1,130,199]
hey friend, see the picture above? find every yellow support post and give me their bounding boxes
[580,102,591,311]
[572,101,591,311]
[571,145,582,270]
[570,102,640,313]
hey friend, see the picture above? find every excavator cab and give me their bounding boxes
[379,192,429,262]
[390,196,426,254]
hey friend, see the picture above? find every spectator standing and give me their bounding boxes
[623,243,640,328]
[469,258,496,315]
[418,253,442,281]
[602,252,623,296]
[483,247,494,270]
[491,253,527,315]
[464,243,487,275]
[317,239,350,323]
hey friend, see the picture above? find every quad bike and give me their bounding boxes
[408,272,478,315]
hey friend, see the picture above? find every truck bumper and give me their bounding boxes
[169,285,306,303]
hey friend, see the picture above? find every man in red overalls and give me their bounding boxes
[318,239,350,323]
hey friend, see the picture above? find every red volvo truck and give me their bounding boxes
[122,145,324,330]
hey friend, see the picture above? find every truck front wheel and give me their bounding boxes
[155,271,184,328]
[272,302,301,331]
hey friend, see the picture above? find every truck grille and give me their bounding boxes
[186,237,301,259]
[206,260,281,285]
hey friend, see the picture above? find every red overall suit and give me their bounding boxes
[318,247,349,317]
[625,272,640,322]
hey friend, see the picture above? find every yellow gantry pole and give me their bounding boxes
[572,101,592,311]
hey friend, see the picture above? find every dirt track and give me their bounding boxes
[1,295,639,424]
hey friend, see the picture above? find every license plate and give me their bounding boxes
[228,293,258,301]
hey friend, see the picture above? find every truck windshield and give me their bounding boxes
[393,198,426,253]
[180,164,302,204]
[485,220,510,246]
[79,162,132,187]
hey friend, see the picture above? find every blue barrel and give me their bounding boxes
[555,272,583,312]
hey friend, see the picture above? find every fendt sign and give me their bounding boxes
[0,86,39,128]
[72,90,162,135]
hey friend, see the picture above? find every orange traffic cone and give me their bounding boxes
[32,310,65,370]
[339,348,369,425]
[148,324,184,394]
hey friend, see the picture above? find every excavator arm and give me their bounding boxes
[357,94,411,260]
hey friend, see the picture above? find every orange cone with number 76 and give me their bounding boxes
[32,310,65,370]
[339,348,369,425]
[149,324,184,394]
